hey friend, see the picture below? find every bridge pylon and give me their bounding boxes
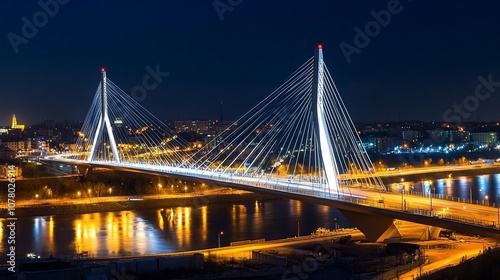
[87,69,121,163]
[313,44,339,192]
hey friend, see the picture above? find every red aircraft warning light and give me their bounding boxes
[101,68,106,73]
[318,44,323,49]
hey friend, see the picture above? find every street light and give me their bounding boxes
[469,184,472,204]
[218,231,224,248]
[485,195,489,206]
[400,178,405,211]
[497,193,500,228]
[428,181,433,216]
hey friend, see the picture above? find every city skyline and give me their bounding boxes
[3,2,500,275]
[1,1,500,125]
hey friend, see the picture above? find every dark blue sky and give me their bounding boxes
[1,0,500,125]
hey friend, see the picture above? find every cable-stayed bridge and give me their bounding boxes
[45,46,500,241]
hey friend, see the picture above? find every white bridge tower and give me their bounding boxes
[312,44,339,191]
[87,69,121,162]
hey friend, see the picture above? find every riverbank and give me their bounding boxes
[1,191,277,217]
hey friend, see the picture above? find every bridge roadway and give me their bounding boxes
[344,162,500,180]
[45,159,500,239]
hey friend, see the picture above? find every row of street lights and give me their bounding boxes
[401,178,500,227]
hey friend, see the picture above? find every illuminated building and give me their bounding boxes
[11,114,25,131]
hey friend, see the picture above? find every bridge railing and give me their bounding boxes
[209,173,500,230]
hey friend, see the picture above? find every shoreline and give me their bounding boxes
[2,192,277,218]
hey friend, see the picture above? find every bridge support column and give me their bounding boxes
[420,226,442,241]
[76,166,93,182]
[340,209,402,242]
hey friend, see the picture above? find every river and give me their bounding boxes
[0,199,348,260]
[2,173,500,260]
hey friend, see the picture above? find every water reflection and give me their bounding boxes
[31,217,56,256]
[389,173,500,203]
[67,211,169,257]
[1,199,350,259]
[6,171,500,259]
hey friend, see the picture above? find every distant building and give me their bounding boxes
[34,138,50,152]
[1,140,31,152]
[471,132,497,145]
[11,114,25,131]
[402,130,421,141]
[427,129,450,143]
[364,137,395,154]
[174,120,213,133]
[449,130,470,142]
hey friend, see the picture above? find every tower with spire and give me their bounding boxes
[11,114,24,131]
[11,115,17,128]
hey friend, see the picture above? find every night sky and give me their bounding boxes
[1,0,500,126]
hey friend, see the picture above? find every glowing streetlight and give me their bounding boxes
[108,187,112,194]
[218,231,224,248]
[469,184,473,204]
[497,193,500,228]
[400,178,405,211]
[427,181,433,216]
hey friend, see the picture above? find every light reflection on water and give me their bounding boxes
[389,173,500,202]
[1,199,349,259]
[70,211,174,257]
[4,173,500,259]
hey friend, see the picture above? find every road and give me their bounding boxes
[348,187,500,228]
[399,235,497,279]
